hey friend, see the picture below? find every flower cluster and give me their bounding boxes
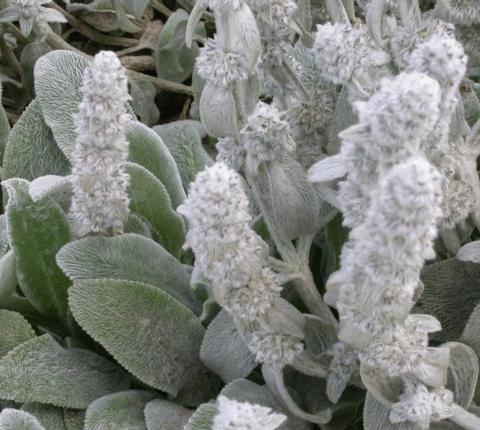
[69,51,131,237]
[178,163,304,366]
[0,0,66,36]
[213,396,287,430]
[330,157,444,348]
[390,380,454,429]
[241,101,295,173]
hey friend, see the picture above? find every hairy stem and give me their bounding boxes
[449,404,480,430]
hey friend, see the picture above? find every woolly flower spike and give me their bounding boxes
[0,0,66,36]
[333,157,443,348]
[390,381,454,429]
[213,396,287,430]
[436,0,480,26]
[360,315,450,386]
[408,33,467,89]
[356,72,441,166]
[313,23,361,85]
[177,163,268,296]
[216,137,245,171]
[225,268,282,321]
[241,102,295,173]
[196,37,250,88]
[248,332,304,365]
[69,51,131,237]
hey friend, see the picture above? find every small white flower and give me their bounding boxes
[241,101,295,173]
[313,23,360,84]
[247,332,304,365]
[213,396,287,430]
[178,163,269,297]
[408,33,467,89]
[225,267,282,321]
[0,0,66,36]
[69,51,131,237]
[196,37,250,87]
[356,72,441,166]
[390,380,454,429]
[360,315,449,385]
[333,157,443,348]
[216,137,245,171]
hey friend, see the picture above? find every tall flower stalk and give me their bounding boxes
[69,51,131,237]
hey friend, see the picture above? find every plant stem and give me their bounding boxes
[449,404,480,430]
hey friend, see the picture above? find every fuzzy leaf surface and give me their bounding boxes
[127,121,186,208]
[4,179,71,318]
[2,100,70,181]
[0,334,129,408]
[126,162,185,258]
[200,310,256,383]
[144,399,193,430]
[57,233,200,314]
[34,50,89,159]
[69,279,219,406]
[84,390,156,430]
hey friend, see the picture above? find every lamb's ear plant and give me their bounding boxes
[2,0,480,429]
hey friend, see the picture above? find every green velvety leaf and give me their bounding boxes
[461,302,480,361]
[2,99,70,181]
[84,390,156,430]
[122,0,149,18]
[418,258,480,342]
[34,50,89,159]
[443,342,479,409]
[63,410,85,430]
[0,334,129,408]
[155,9,203,83]
[129,80,160,127]
[153,121,212,188]
[126,162,186,258]
[0,409,46,430]
[124,213,153,238]
[69,279,220,406]
[0,80,10,163]
[0,250,18,303]
[363,393,410,430]
[0,215,8,257]
[127,121,186,208]
[19,42,51,110]
[0,310,35,357]
[144,399,193,430]
[3,179,71,318]
[200,310,256,383]
[57,234,200,314]
[184,403,217,430]
[21,404,66,430]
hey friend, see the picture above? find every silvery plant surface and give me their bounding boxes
[0,0,480,428]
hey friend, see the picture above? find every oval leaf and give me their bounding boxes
[0,334,129,408]
[0,310,35,357]
[69,279,220,406]
[200,310,256,383]
[184,403,217,430]
[56,234,200,314]
[0,409,46,430]
[2,99,70,181]
[4,179,71,318]
[127,121,185,208]
[84,390,156,430]
[126,162,186,258]
[34,50,89,159]
[144,399,193,430]
[21,404,66,430]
